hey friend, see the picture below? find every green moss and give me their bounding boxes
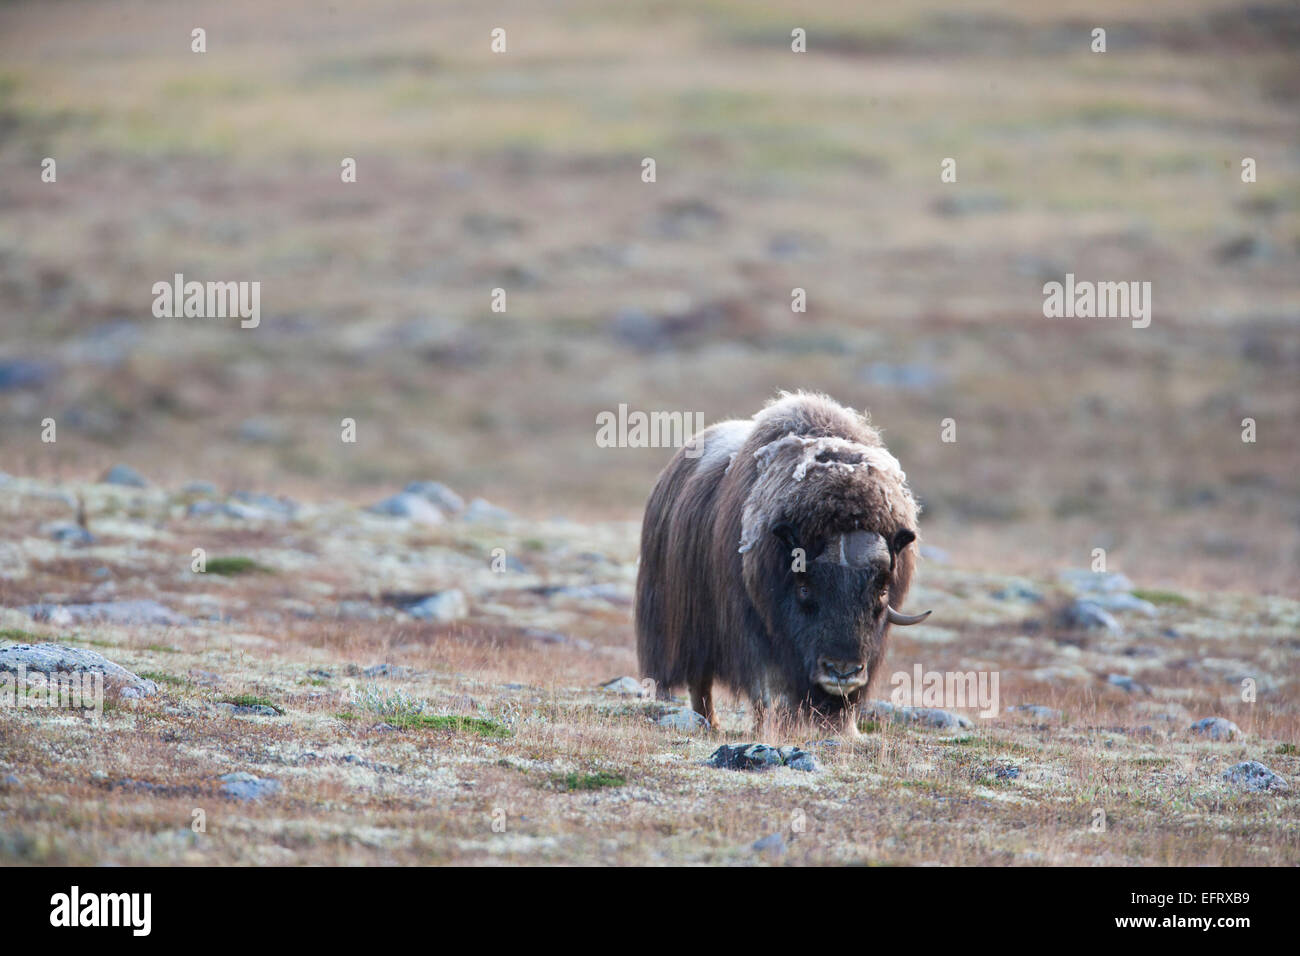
[335,711,358,721]
[141,643,178,654]
[138,671,187,687]
[899,779,945,794]
[856,720,880,734]
[1275,743,1298,756]
[553,770,626,791]
[222,694,284,714]
[0,628,43,643]
[1132,589,1190,607]
[946,735,1038,757]
[390,713,511,737]
[204,556,272,576]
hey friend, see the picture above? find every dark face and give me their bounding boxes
[768,524,915,698]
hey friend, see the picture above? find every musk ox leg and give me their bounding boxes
[690,681,716,730]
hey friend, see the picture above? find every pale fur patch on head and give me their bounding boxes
[738,433,915,554]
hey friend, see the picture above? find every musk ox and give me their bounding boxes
[635,392,930,736]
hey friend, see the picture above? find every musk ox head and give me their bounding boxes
[736,432,929,700]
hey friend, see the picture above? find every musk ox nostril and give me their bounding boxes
[820,659,864,681]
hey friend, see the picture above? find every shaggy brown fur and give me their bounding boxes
[635,392,922,734]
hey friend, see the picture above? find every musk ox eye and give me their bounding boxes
[797,583,811,601]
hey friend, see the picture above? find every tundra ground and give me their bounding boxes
[0,0,1296,865]
[1,477,1296,866]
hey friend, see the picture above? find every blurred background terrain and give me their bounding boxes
[0,0,1297,593]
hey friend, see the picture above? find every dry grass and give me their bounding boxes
[0,0,1295,864]
[0,477,1296,865]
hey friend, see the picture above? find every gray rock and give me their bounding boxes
[463,497,513,522]
[600,676,648,697]
[236,418,285,445]
[866,700,974,730]
[1057,599,1122,634]
[218,772,282,801]
[549,583,632,606]
[651,198,724,239]
[995,765,1021,780]
[495,554,528,573]
[1190,717,1241,741]
[857,361,943,391]
[991,582,1043,603]
[230,491,298,518]
[1215,235,1267,264]
[1105,673,1150,695]
[1059,569,1135,594]
[406,589,468,622]
[658,708,709,732]
[709,743,783,770]
[1007,704,1062,721]
[918,544,950,564]
[45,522,95,545]
[362,663,414,679]
[181,480,219,496]
[368,492,444,525]
[910,707,974,730]
[186,500,229,519]
[0,642,157,698]
[751,832,788,855]
[101,464,148,488]
[188,496,290,521]
[1222,761,1288,792]
[1085,592,1158,616]
[334,600,385,621]
[403,481,465,514]
[778,746,820,772]
[766,232,825,262]
[0,358,53,391]
[709,743,819,772]
[23,599,186,628]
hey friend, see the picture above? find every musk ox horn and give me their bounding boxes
[887,606,932,626]
[815,530,889,568]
